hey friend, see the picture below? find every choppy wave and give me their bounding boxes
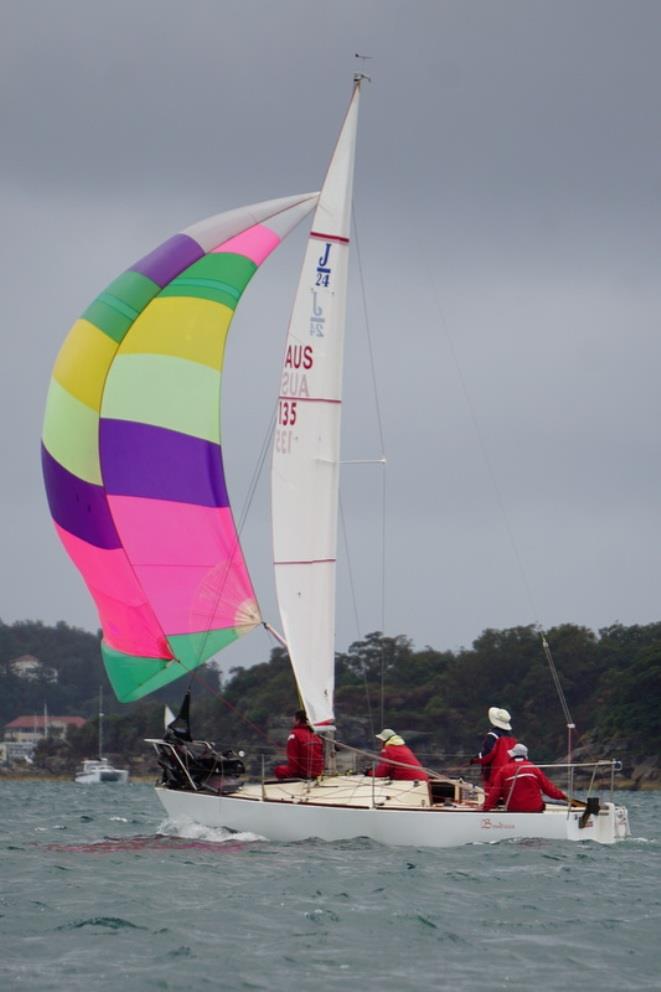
[2,782,660,992]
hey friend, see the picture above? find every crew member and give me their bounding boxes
[365,729,429,781]
[274,709,324,780]
[471,706,517,782]
[483,743,568,812]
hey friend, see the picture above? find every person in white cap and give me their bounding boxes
[483,743,567,812]
[470,707,517,783]
[364,729,429,781]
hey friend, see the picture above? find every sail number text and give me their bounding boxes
[275,428,293,455]
[278,399,298,426]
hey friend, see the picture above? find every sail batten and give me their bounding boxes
[271,83,362,727]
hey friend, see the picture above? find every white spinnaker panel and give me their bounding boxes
[272,82,361,728]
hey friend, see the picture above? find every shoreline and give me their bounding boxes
[0,773,157,783]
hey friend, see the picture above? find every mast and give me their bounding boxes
[98,685,103,760]
[272,79,363,731]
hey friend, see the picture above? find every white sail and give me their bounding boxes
[271,82,362,728]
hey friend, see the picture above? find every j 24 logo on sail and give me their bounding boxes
[315,242,332,287]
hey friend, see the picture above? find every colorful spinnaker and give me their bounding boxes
[42,193,317,701]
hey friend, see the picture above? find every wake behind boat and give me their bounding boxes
[42,74,629,846]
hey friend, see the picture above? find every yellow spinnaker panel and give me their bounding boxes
[52,319,117,413]
[119,297,234,371]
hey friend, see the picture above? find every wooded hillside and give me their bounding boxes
[1,618,659,781]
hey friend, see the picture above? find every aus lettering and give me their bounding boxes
[280,371,310,398]
[284,344,314,370]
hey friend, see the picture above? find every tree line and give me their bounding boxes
[0,618,659,770]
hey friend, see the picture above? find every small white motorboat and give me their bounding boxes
[75,757,129,785]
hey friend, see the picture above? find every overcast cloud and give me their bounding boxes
[3,0,661,668]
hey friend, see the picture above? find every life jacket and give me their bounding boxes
[478,731,518,782]
[370,742,429,781]
[284,724,324,778]
[483,758,567,813]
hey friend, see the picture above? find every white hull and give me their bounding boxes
[155,777,630,847]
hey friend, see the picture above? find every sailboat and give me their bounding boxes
[74,687,129,784]
[43,77,629,844]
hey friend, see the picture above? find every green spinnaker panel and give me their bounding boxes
[101,643,203,702]
[160,254,257,309]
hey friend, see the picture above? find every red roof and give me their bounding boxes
[5,715,87,729]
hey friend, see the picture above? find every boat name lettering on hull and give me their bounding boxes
[480,818,515,830]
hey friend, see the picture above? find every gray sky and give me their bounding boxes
[3,0,661,669]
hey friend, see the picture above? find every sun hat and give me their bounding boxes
[508,743,529,759]
[488,706,512,731]
[375,728,397,742]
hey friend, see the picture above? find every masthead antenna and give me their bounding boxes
[354,52,373,83]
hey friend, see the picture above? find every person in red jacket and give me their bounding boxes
[470,706,517,783]
[274,710,324,780]
[364,729,429,781]
[483,743,568,812]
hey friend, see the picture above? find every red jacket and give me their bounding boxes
[483,758,567,812]
[276,725,324,779]
[366,743,429,781]
[477,732,518,782]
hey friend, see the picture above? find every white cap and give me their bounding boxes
[508,743,528,759]
[375,728,396,742]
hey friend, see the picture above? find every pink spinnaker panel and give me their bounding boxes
[107,496,257,634]
[212,225,280,265]
[56,524,171,658]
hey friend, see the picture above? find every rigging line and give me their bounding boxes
[334,739,454,782]
[187,666,277,744]
[353,203,388,729]
[352,205,386,457]
[541,633,574,727]
[424,260,575,726]
[339,495,363,638]
[339,495,375,738]
[262,623,306,716]
[427,268,540,625]
[190,396,278,670]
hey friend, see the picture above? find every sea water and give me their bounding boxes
[0,781,658,992]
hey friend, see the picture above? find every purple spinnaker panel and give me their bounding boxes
[41,444,121,549]
[130,234,204,288]
[99,420,229,507]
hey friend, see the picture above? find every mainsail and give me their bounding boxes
[42,193,317,701]
[271,81,362,728]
